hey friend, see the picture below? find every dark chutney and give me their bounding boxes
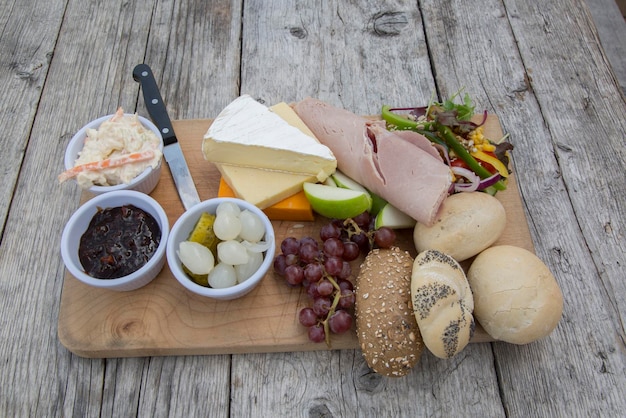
[79,204,161,279]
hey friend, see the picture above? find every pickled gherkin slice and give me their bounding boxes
[183,265,209,287]
[187,212,219,256]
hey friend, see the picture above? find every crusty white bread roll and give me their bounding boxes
[467,245,563,344]
[355,247,424,377]
[414,192,506,262]
[411,250,475,358]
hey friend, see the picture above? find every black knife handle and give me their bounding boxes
[133,64,177,146]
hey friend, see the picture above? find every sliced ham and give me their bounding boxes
[293,97,451,226]
[393,130,442,161]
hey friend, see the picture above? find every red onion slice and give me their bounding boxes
[450,167,502,193]
[477,173,502,190]
[452,166,480,193]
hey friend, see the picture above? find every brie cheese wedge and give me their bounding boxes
[203,95,337,181]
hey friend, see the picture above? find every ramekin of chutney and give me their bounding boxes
[61,190,169,291]
[79,204,161,279]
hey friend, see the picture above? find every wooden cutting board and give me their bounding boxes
[58,116,534,358]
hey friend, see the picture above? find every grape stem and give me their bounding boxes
[342,218,362,237]
[321,275,342,347]
[342,218,375,247]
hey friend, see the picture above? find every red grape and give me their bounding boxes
[338,288,355,309]
[351,232,371,254]
[285,253,299,266]
[312,296,332,317]
[299,307,318,327]
[300,236,319,249]
[324,256,343,276]
[374,227,396,248]
[304,263,323,282]
[306,281,320,299]
[320,223,341,241]
[284,264,304,286]
[328,310,353,334]
[299,242,319,264]
[331,218,344,228]
[342,241,360,261]
[353,211,370,228]
[317,279,334,296]
[281,237,300,255]
[338,279,353,292]
[273,254,287,276]
[323,237,344,258]
[308,324,326,343]
[337,261,351,279]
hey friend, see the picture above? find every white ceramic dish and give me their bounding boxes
[167,197,276,300]
[64,113,163,195]
[61,190,169,291]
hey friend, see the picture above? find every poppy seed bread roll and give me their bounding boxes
[355,247,424,377]
[411,250,475,358]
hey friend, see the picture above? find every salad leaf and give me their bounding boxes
[440,90,475,121]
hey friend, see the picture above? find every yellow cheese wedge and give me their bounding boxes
[218,179,314,221]
[217,163,316,209]
[270,102,317,136]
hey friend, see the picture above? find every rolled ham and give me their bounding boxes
[293,98,451,226]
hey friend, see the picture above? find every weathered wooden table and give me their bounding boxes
[1,0,625,416]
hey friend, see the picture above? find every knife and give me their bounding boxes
[133,64,201,210]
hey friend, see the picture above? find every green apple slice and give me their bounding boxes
[331,170,369,194]
[303,182,372,219]
[330,170,386,215]
[368,191,387,217]
[323,176,337,187]
[374,203,416,229]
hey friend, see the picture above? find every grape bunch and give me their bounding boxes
[273,211,396,346]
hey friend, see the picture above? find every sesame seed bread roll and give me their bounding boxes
[411,250,475,359]
[355,247,424,377]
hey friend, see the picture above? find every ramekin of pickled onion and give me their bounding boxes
[166,197,276,300]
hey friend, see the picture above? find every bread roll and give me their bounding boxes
[355,247,424,377]
[414,192,506,261]
[467,245,563,344]
[411,250,475,358]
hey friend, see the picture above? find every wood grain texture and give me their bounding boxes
[240,0,436,113]
[138,0,243,119]
[0,0,65,238]
[585,0,626,94]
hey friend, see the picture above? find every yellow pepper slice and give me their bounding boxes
[471,150,509,178]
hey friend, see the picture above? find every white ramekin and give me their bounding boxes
[166,197,276,300]
[61,190,169,291]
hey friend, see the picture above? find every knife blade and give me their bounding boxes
[133,64,201,210]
